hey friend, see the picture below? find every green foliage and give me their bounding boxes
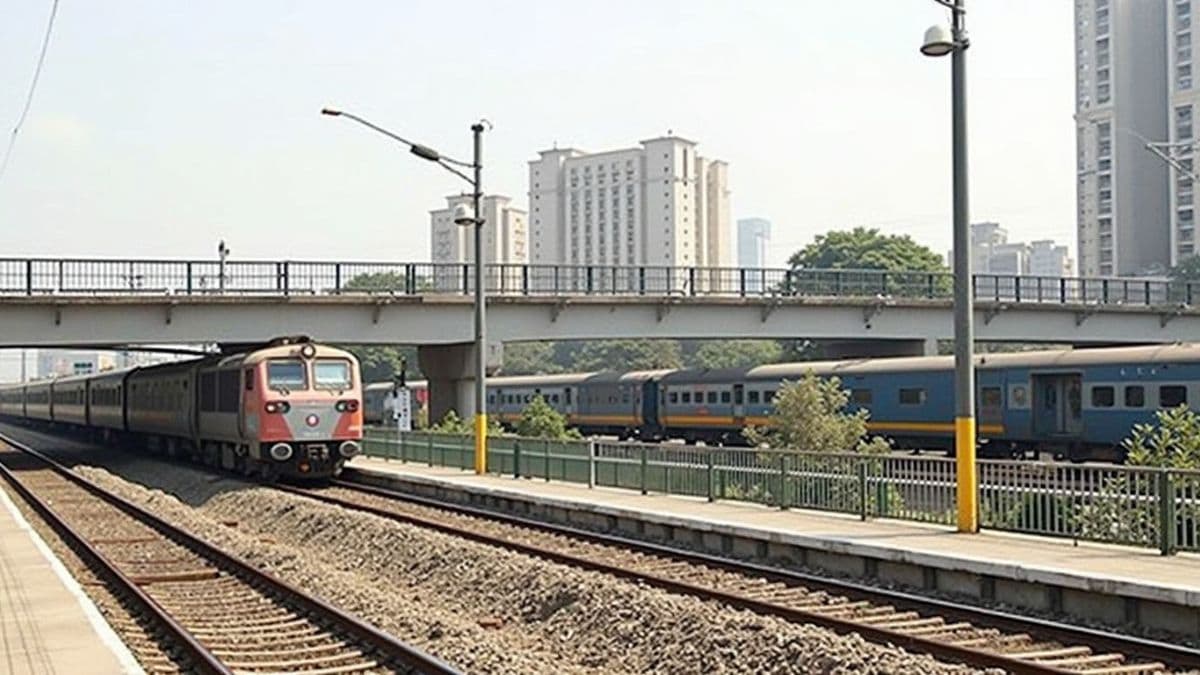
[1123,405,1200,469]
[427,410,504,436]
[1169,255,1200,283]
[342,345,421,384]
[343,272,406,292]
[743,371,889,454]
[692,340,784,370]
[570,339,683,372]
[787,227,947,273]
[501,342,565,376]
[515,395,582,440]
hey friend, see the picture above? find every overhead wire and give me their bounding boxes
[0,0,62,185]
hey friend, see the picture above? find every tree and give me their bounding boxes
[1123,405,1200,469]
[345,345,421,384]
[1169,255,1200,283]
[692,340,784,370]
[427,409,504,436]
[502,342,564,376]
[570,339,683,372]
[743,371,889,454]
[788,227,947,273]
[516,395,582,439]
[342,271,406,292]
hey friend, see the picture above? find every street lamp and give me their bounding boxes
[921,0,977,533]
[322,108,490,475]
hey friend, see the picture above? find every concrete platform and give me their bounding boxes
[0,485,142,674]
[347,456,1200,638]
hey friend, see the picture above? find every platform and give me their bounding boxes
[347,456,1200,638]
[0,484,142,674]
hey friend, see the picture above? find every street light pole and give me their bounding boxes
[321,108,490,475]
[923,0,977,533]
[471,122,487,475]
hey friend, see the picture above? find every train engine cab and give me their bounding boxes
[239,342,363,479]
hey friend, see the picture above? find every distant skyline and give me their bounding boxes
[0,1,1074,270]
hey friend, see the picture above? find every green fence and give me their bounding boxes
[362,429,1200,555]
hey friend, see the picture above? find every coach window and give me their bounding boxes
[267,360,307,391]
[682,392,691,404]
[1160,385,1188,408]
[748,390,760,404]
[707,391,717,404]
[244,368,255,391]
[899,388,926,406]
[851,389,873,405]
[1124,385,1145,408]
[721,391,731,404]
[218,370,240,413]
[1091,386,1115,408]
[669,391,678,404]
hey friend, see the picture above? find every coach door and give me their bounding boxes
[1031,373,1083,437]
[732,384,745,424]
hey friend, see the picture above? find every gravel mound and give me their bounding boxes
[76,463,984,674]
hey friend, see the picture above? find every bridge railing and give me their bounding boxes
[2,258,1197,308]
[362,428,1200,554]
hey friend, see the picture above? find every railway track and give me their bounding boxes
[0,437,459,675]
[282,478,1200,675]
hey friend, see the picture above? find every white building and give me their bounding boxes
[430,194,527,289]
[1170,0,1200,265]
[1029,240,1075,277]
[737,218,772,268]
[527,136,732,269]
[37,350,117,378]
[1075,0,1171,276]
[954,222,1074,277]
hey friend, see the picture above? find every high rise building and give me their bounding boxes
[36,350,117,378]
[953,222,1074,277]
[527,136,731,268]
[1029,240,1075,277]
[737,218,772,268]
[1169,0,1199,265]
[1075,0,1170,276]
[430,194,527,265]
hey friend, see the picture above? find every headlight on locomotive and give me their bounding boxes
[338,440,361,458]
[269,443,294,461]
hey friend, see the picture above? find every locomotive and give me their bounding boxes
[364,344,1200,462]
[0,339,363,480]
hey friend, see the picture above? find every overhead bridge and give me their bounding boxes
[6,257,1199,417]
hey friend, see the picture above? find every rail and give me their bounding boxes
[2,257,1197,308]
[363,430,1200,555]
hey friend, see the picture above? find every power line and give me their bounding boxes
[0,0,61,185]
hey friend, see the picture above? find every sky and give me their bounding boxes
[0,1,1077,381]
[0,0,1077,266]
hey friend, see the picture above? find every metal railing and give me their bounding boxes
[1,257,1197,308]
[362,429,1200,555]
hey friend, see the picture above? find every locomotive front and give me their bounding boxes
[244,342,363,479]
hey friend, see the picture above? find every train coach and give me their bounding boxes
[0,339,364,480]
[363,343,1200,462]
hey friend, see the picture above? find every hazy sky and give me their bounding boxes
[0,0,1076,269]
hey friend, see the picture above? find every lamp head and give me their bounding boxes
[320,107,343,116]
[920,24,956,57]
[453,203,476,226]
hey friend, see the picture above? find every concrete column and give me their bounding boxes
[417,341,504,425]
[820,338,939,359]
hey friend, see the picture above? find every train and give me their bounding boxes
[0,339,364,480]
[364,344,1200,462]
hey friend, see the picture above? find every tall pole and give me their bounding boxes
[472,123,487,475]
[950,0,978,533]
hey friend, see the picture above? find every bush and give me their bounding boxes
[427,410,504,436]
[516,395,582,440]
[743,370,890,454]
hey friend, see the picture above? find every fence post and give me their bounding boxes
[25,260,33,295]
[399,430,408,463]
[858,460,869,520]
[513,438,521,478]
[778,454,789,510]
[586,266,594,294]
[334,263,342,293]
[706,452,715,503]
[522,265,530,295]
[640,445,648,495]
[427,435,434,467]
[282,261,290,296]
[186,262,193,295]
[587,440,596,488]
[1158,470,1176,556]
[688,267,696,296]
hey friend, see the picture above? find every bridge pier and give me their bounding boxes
[820,338,939,359]
[417,342,504,425]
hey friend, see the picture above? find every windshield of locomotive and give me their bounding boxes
[314,360,352,390]
[268,360,307,390]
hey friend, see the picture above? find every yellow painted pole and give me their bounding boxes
[955,416,978,532]
[475,413,487,474]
